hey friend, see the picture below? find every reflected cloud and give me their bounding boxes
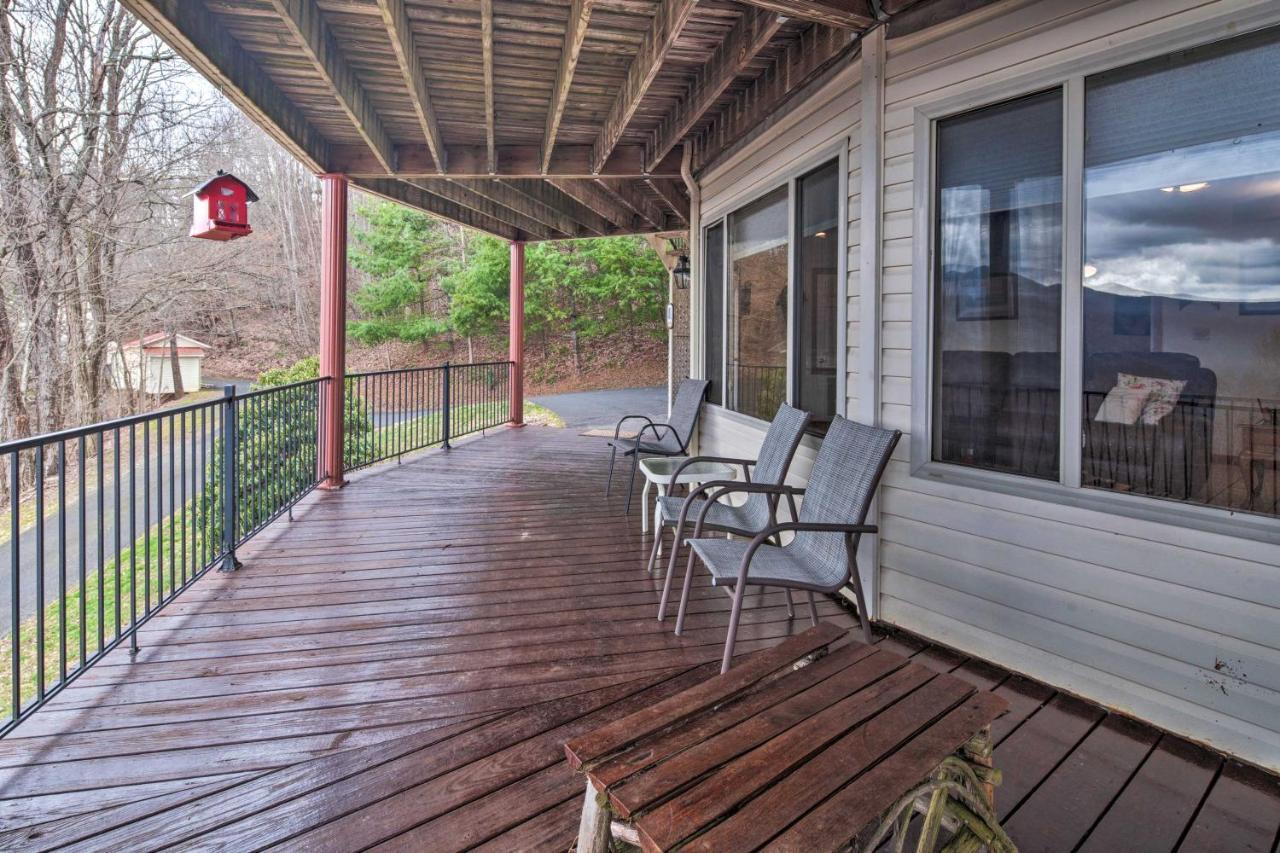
[1086,238,1280,301]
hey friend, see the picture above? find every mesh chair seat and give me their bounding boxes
[610,431,683,455]
[656,494,767,535]
[689,538,843,590]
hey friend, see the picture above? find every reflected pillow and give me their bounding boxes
[1139,376,1187,425]
[1094,373,1152,425]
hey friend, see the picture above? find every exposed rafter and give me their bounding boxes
[645,178,689,225]
[548,180,640,231]
[541,0,594,174]
[426,181,560,238]
[736,0,874,29]
[268,0,396,173]
[597,178,665,230]
[120,0,329,172]
[696,25,857,173]
[444,179,582,237]
[355,179,522,240]
[502,179,613,236]
[330,143,684,179]
[480,0,496,174]
[647,7,785,172]
[375,0,448,173]
[590,0,699,174]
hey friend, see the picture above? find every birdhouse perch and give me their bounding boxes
[185,170,259,241]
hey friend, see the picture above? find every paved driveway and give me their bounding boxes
[530,385,667,430]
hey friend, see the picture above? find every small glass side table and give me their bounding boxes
[637,457,737,541]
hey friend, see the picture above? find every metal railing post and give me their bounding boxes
[220,385,242,571]
[442,361,452,450]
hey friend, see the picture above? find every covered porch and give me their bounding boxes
[0,426,1276,850]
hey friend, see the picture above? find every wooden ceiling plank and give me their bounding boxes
[590,0,700,174]
[426,180,559,239]
[548,179,639,232]
[736,0,874,29]
[444,179,584,237]
[329,143,684,178]
[120,0,329,172]
[696,25,858,174]
[481,0,496,174]
[541,0,595,174]
[646,7,785,172]
[268,0,396,173]
[375,0,449,172]
[645,177,689,225]
[355,178,522,240]
[502,179,613,236]
[596,178,665,230]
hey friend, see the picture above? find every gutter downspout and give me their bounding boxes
[680,142,701,444]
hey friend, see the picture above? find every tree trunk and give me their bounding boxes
[167,332,185,399]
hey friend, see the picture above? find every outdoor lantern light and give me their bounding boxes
[672,254,691,289]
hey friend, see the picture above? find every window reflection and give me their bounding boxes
[795,161,840,430]
[727,186,789,421]
[1083,28,1280,517]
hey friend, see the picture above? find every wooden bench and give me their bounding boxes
[564,623,1014,852]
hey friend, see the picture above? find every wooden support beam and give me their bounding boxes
[590,0,700,174]
[268,0,397,173]
[330,144,684,179]
[645,178,689,226]
[647,7,784,171]
[353,178,522,240]
[425,180,561,239]
[597,178,665,230]
[502,179,614,236]
[696,25,858,174]
[542,0,594,174]
[440,179,582,237]
[735,0,874,29]
[120,0,329,172]
[480,0,496,174]
[375,0,448,172]
[548,179,639,231]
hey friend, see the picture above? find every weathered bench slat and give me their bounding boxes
[564,622,844,770]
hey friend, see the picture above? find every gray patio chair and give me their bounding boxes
[673,415,901,673]
[650,404,811,622]
[605,378,709,514]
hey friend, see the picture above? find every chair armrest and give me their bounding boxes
[613,414,657,440]
[635,421,677,445]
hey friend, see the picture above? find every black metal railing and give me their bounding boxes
[0,360,511,735]
[344,361,512,471]
[728,363,786,422]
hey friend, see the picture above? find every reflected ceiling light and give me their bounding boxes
[1160,182,1209,193]
[1083,263,1098,278]
[815,230,828,238]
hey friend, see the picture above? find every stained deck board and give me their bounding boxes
[0,425,1273,851]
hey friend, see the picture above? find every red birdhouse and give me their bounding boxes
[185,171,258,241]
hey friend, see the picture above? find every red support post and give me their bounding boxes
[509,240,525,427]
[319,173,348,488]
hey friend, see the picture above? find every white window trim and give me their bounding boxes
[909,6,1280,546]
[697,140,850,428]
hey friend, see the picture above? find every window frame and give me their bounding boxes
[699,141,849,432]
[909,10,1280,545]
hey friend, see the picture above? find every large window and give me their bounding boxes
[933,91,1063,479]
[728,186,790,421]
[703,156,843,428]
[928,27,1280,522]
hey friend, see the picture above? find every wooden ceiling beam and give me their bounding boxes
[590,0,700,174]
[502,179,614,236]
[541,0,594,174]
[646,7,785,172]
[441,179,584,237]
[355,179,523,240]
[735,0,874,29]
[696,25,858,174]
[375,0,448,173]
[120,0,329,173]
[480,0,496,174]
[330,144,684,178]
[268,0,396,173]
[645,178,689,226]
[547,180,639,232]
[596,178,666,230]
[424,180,560,239]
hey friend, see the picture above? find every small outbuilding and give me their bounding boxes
[109,332,212,395]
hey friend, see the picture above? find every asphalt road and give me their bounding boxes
[530,385,668,430]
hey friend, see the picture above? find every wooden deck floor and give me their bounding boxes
[0,426,1276,851]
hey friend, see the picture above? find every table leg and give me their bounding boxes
[640,477,651,534]
[576,780,612,853]
[656,483,667,556]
